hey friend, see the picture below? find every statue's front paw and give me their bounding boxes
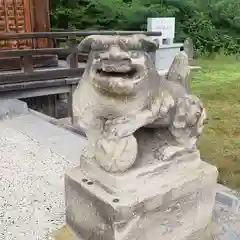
[106,117,129,125]
[103,119,135,140]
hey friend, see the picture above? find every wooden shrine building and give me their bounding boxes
[0,0,57,70]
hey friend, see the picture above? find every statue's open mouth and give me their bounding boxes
[96,68,138,79]
[92,62,145,95]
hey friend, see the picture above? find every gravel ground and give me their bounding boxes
[0,113,86,240]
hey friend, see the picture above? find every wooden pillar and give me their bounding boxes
[68,85,77,124]
[30,0,58,68]
[31,0,51,48]
[31,0,50,32]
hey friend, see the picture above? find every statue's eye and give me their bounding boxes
[130,51,140,58]
[92,42,109,51]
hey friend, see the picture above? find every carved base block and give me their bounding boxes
[69,227,213,240]
[65,161,218,240]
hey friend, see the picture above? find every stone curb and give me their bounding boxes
[214,187,240,239]
[215,189,240,213]
[0,99,29,119]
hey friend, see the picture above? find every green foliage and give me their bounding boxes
[51,0,240,56]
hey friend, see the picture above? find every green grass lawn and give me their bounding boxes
[191,55,240,190]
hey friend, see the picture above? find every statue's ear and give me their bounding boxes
[138,35,159,52]
[77,35,99,53]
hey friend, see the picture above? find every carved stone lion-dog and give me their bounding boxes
[73,34,206,173]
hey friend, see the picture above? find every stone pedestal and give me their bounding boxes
[65,157,218,240]
[155,43,183,72]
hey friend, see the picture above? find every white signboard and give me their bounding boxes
[147,17,175,39]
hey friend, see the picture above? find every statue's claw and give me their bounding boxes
[103,118,136,140]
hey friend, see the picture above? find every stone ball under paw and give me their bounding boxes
[95,136,138,173]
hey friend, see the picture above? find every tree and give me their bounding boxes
[50,0,240,55]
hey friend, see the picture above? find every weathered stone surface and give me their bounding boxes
[184,38,194,64]
[65,161,218,240]
[166,51,190,91]
[73,34,206,173]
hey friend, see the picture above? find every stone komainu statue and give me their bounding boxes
[73,34,207,173]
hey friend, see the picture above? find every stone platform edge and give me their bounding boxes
[0,99,29,120]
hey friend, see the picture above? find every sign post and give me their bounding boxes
[147,17,175,45]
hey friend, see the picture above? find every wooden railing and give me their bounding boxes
[0,31,161,86]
